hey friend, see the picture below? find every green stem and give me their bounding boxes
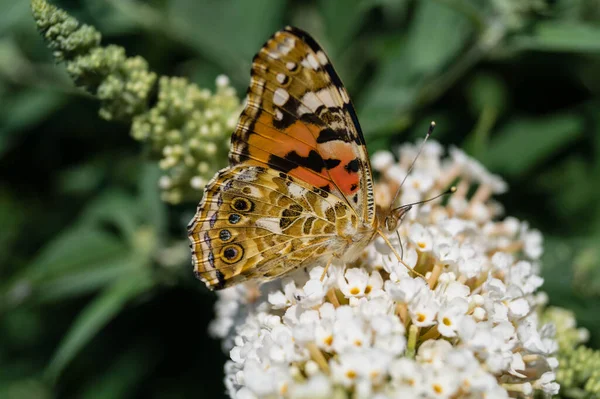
[406,324,420,359]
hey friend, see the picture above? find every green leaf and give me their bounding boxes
[543,235,600,347]
[78,190,141,243]
[0,1,30,36]
[45,273,155,381]
[511,22,600,53]
[537,157,597,222]
[318,0,370,56]
[58,161,106,195]
[84,0,141,36]
[138,163,167,237]
[483,113,584,176]
[16,227,126,281]
[465,73,508,117]
[34,255,146,304]
[0,88,67,157]
[359,0,473,134]
[168,0,286,84]
[0,227,130,311]
[462,73,507,157]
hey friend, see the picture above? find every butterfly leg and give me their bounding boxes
[377,230,425,278]
[396,229,404,260]
[319,257,334,281]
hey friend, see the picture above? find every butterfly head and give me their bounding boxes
[384,205,412,233]
[383,186,457,233]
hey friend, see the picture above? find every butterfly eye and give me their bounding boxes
[385,216,398,232]
[220,244,244,264]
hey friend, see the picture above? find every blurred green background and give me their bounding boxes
[2,0,600,398]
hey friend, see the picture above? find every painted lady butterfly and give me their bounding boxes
[188,27,421,290]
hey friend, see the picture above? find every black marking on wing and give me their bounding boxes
[269,150,327,174]
[319,184,331,193]
[209,213,218,228]
[215,270,226,290]
[316,128,352,144]
[324,158,341,169]
[283,26,367,146]
[345,159,360,173]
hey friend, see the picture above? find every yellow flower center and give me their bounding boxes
[443,317,452,326]
[350,287,360,295]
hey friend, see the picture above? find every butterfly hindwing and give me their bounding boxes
[188,165,356,289]
[230,26,376,226]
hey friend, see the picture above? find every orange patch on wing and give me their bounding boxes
[248,113,319,160]
[319,141,360,195]
[288,167,331,190]
[244,112,359,196]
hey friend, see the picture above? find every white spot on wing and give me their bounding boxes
[286,62,296,70]
[316,88,337,108]
[244,185,261,197]
[301,92,321,111]
[256,217,282,234]
[237,168,258,182]
[273,88,290,106]
[277,38,295,55]
[297,104,312,115]
[276,73,286,84]
[275,109,284,121]
[340,88,350,104]
[316,51,328,65]
[287,184,307,198]
[307,54,320,70]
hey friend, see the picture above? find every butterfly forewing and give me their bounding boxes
[230,26,375,225]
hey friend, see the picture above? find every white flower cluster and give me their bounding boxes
[210,141,559,399]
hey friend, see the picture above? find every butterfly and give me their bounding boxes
[188,26,420,290]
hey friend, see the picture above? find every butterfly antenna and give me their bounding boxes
[392,185,456,212]
[390,121,436,207]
